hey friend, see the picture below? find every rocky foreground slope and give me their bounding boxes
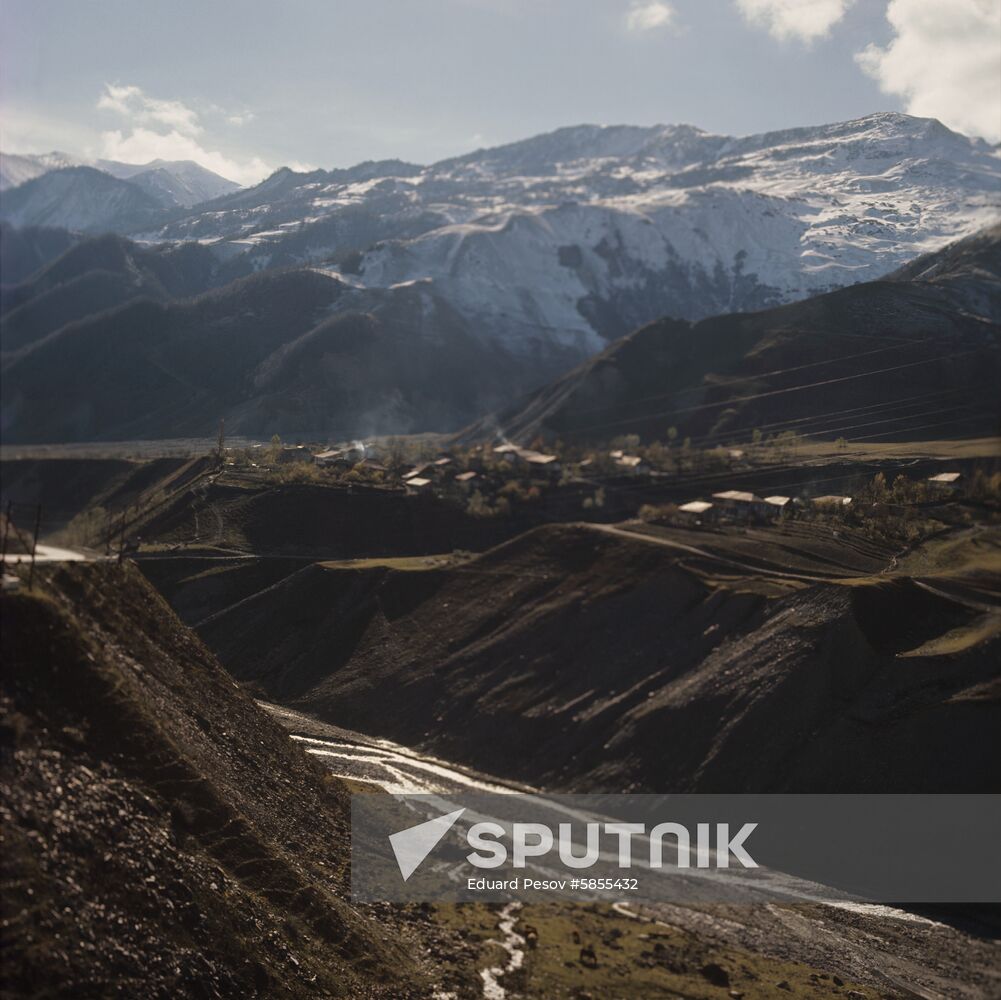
[0,563,431,997]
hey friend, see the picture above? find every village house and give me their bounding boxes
[405,476,432,493]
[403,462,431,480]
[314,444,364,469]
[520,450,561,478]
[493,444,560,477]
[493,443,521,459]
[711,490,768,521]
[615,454,649,475]
[927,472,962,494]
[676,500,716,526]
[763,495,792,518]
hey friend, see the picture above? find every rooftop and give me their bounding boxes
[679,500,713,513]
[712,490,760,503]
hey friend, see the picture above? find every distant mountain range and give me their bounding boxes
[0,152,240,212]
[2,114,997,373]
[0,113,999,444]
[1,219,998,445]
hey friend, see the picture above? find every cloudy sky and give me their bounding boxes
[2,0,998,185]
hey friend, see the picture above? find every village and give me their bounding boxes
[225,432,980,540]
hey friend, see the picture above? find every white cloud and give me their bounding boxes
[227,112,256,127]
[0,103,98,157]
[626,1,675,32]
[99,126,273,186]
[96,83,272,185]
[97,84,202,136]
[736,0,854,42]
[857,0,1001,142]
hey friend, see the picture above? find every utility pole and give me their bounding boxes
[217,417,226,460]
[118,509,127,564]
[105,508,112,556]
[1,500,11,575]
[28,504,41,590]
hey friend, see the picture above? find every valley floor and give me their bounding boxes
[264,704,1001,1000]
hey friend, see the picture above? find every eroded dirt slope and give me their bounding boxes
[197,523,1001,793]
[0,563,431,998]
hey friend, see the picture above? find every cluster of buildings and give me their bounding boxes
[401,456,479,493]
[676,491,804,526]
[674,470,963,527]
[491,443,561,477]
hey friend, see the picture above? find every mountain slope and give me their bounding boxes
[0,151,76,190]
[0,257,559,443]
[1,269,347,441]
[0,223,77,286]
[152,113,1001,368]
[469,223,1001,447]
[97,158,241,208]
[193,523,1001,794]
[1,152,240,207]
[0,166,168,233]
[0,234,232,353]
[1,561,428,997]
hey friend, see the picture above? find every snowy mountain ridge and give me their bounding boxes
[3,114,999,374]
[0,152,240,207]
[149,113,999,365]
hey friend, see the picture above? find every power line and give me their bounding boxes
[562,340,931,419]
[565,349,987,436]
[673,387,968,450]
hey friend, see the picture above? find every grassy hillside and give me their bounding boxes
[0,563,430,997]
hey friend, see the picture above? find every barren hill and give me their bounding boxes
[191,522,1001,794]
[0,563,430,997]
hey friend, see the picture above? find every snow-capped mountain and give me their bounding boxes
[95,159,241,207]
[0,167,166,234]
[152,113,1000,366]
[0,152,77,191]
[0,152,239,209]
